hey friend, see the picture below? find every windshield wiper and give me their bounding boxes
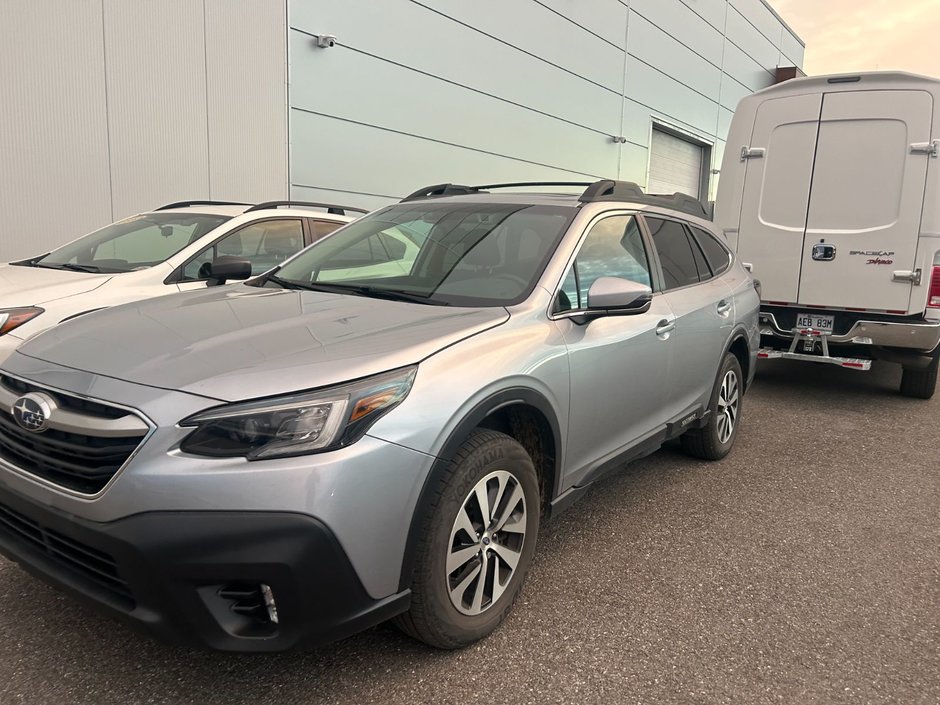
[340,285,450,306]
[264,276,448,305]
[265,274,321,291]
[54,263,104,273]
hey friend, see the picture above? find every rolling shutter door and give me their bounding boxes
[648,129,703,198]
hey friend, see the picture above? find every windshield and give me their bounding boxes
[27,213,231,273]
[266,202,574,306]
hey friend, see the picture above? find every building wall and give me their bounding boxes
[0,0,289,261]
[0,0,802,259]
[287,0,803,210]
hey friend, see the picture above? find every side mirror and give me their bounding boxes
[583,277,652,318]
[206,255,252,286]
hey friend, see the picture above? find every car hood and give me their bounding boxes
[17,285,510,401]
[0,264,112,306]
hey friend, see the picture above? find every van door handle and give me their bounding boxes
[717,300,732,317]
[656,319,676,338]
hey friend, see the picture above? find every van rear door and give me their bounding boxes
[797,90,933,311]
[736,93,823,304]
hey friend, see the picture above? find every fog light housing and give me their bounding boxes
[261,583,279,624]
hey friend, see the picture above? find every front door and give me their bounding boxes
[553,213,674,487]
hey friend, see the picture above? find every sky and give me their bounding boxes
[772,0,940,78]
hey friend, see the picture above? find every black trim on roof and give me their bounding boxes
[400,179,710,219]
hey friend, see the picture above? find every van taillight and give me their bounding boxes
[929,266,940,308]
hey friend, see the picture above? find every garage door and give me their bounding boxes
[647,128,704,198]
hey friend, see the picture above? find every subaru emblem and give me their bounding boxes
[11,392,55,433]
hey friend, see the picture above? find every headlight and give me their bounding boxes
[179,366,417,460]
[0,307,44,336]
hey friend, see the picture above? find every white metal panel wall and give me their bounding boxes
[0,0,288,260]
[0,1,112,260]
[286,0,803,209]
[102,0,211,217]
[205,0,289,203]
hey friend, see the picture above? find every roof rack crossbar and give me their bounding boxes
[472,181,594,190]
[155,200,251,211]
[244,201,369,215]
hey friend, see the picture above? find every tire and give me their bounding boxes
[393,429,540,649]
[681,352,743,461]
[900,355,939,399]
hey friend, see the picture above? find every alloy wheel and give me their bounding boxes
[716,369,739,444]
[446,470,527,616]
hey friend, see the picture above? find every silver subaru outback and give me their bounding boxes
[0,180,758,651]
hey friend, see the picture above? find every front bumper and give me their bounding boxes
[759,311,940,352]
[0,483,410,651]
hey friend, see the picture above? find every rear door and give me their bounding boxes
[644,216,734,418]
[797,90,933,311]
[737,93,823,303]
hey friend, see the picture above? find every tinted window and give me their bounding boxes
[37,213,230,272]
[646,217,699,290]
[312,220,344,241]
[183,219,304,280]
[272,203,574,306]
[690,226,731,276]
[556,215,651,312]
[689,233,711,279]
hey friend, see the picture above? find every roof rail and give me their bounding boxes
[579,180,709,219]
[474,181,593,190]
[401,181,593,202]
[155,200,251,211]
[401,184,480,202]
[400,179,710,219]
[244,201,369,216]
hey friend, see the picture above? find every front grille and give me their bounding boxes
[0,498,134,608]
[1,375,126,420]
[0,377,148,494]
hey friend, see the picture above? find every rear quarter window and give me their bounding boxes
[690,226,732,276]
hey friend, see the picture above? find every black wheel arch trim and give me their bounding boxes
[397,387,562,593]
[723,326,753,390]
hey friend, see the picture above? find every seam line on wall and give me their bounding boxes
[99,0,115,221]
[292,183,400,200]
[291,107,609,179]
[290,33,624,143]
[202,0,212,198]
[529,0,625,52]
[407,0,623,97]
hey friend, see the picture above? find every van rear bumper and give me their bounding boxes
[759,311,940,353]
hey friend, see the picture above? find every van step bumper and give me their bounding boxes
[757,348,872,370]
[759,311,940,352]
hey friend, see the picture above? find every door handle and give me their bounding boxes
[717,300,732,316]
[812,243,837,261]
[656,319,676,338]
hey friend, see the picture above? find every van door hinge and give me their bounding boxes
[910,140,939,157]
[892,269,922,285]
[740,146,766,161]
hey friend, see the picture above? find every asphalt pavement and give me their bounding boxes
[0,359,937,705]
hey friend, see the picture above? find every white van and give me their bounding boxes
[715,71,940,398]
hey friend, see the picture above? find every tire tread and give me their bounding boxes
[393,429,533,649]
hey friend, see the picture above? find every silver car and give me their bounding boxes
[0,180,759,651]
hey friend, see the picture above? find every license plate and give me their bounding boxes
[795,312,834,333]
